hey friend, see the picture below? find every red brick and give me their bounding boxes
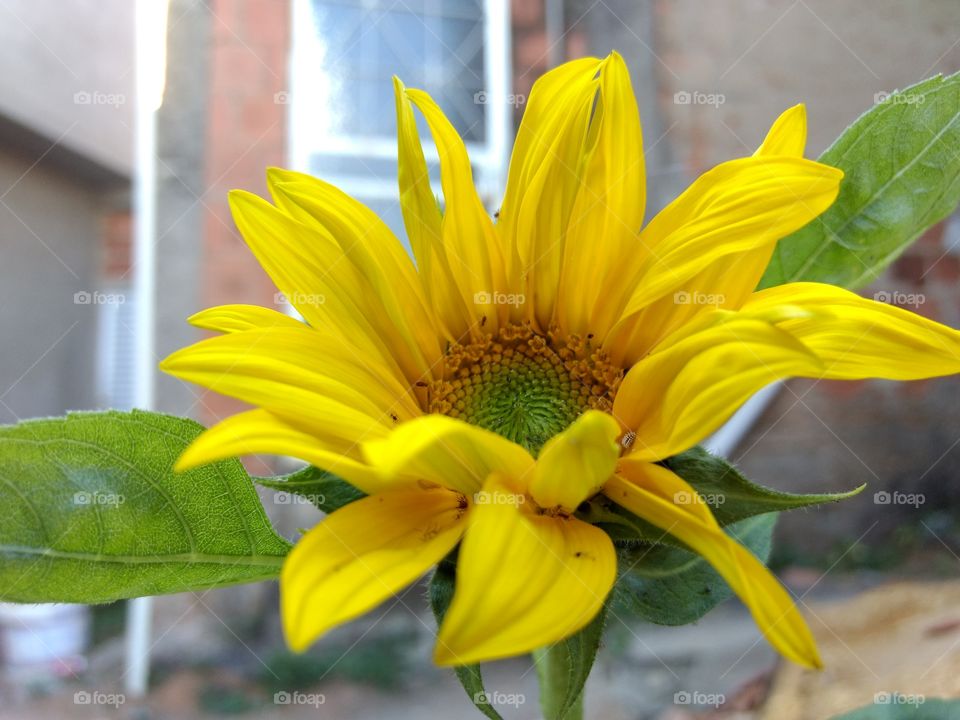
[208,0,243,40]
[516,30,549,74]
[244,0,289,49]
[512,0,543,29]
[932,254,960,283]
[820,378,867,399]
[917,221,945,249]
[566,30,587,61]
[101,211,132,278]
[211,45,265,94]
[892,252,927,285]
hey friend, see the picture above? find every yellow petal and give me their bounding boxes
[693,103,811,340]
[530,410,621,511]
[393,76,468,342]
[174,409,386,495]
[363,414,534,497]
[282,484,467,652]
[406,87,507,336]
[613,314,823,461]
[228,189,415,384]
[435,478,615,665]
[607,153,840,365]
[496,57,602,328]
[161,327,412,446]
[754,104,807,157]
[266,168,443,379]
[606,462,821,669]
[188,304,306,334]
[743,282,960,379]
[559,52,646,338]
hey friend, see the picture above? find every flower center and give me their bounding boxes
[429,323,623,455]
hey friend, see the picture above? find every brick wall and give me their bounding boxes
[101,210,131,279]
[198,0,289,426]
[511,0,588,125]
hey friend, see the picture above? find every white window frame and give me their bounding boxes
[287,0,513,205]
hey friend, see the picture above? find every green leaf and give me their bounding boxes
[533,603,608,720]
[664,446,864,526]
[256,465,365,514]
[0,410,291,604]
[832,698,960,719]
[761,72,960,290]
[581,446,861,545]
[428,557,503,720]
[613,514,775,626]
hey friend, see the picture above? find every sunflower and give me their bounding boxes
[161,52,960,670]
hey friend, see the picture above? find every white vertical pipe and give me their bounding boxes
[702,383,783,458]
[483,0,512,195]
[126,0,168,700]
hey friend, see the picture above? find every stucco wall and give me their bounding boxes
[0,148,102,422]
[574,0,960,556]
[0,0,135,176]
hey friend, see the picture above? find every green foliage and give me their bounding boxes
[592,447,859,626]
[197,684,258,715]
[761,72,960,290]
[582,446,861,545]
[429,557,504,720]
[533,604,608,720]
[0,410,291,604]
[256,464,365,514]
[261,629,415,694]
[665,446,864,526]
[832,698,960,719]
[613,513,775,626]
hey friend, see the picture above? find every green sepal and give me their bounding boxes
[612,513,776,626]
[533,602,609,720]
[582,446,862,545]
[428,555,504,720]
[256,464,365,514]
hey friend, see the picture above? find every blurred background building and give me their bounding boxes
[0,1,134,425]
[2,1,960,718]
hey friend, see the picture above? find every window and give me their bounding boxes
[95,286,136,410]
[288,0,512,247]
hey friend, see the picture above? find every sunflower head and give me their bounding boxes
[161,51,960,682]
[429,322,623,454]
